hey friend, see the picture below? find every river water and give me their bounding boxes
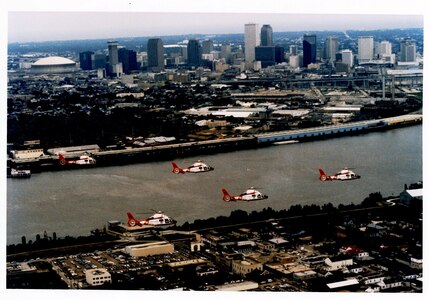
[7,125,422,245]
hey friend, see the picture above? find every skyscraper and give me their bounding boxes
[244,23,260,62]
[92,52,106,69]
[400,39,416,62]
[289,45,298,55]
[79,51,94,70]
[379,41,392,56]
[107,41,121,77]
[303,34,317,67]
[274,46,285,63]
[118,48,138,74]
[260,24,273,46]
[255,46,275,67]
[357,36,374,64]
[325,36,339,63]
[187,39,201,67]
[341,49,353,67]
[147,38,164,71]
[220,44,232,63]
[108,41,119,66]
[201,40,214,54]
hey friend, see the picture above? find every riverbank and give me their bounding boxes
[7,114,422,173]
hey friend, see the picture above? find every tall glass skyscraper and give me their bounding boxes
[187,39,201,67]
[147,38,164,72]
[79,51,94,70]
[118,48,138,74]
[260,24,273,46]
[245,23,260,62]
[303,34,317,67]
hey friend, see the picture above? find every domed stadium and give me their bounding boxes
[31,56,77,74]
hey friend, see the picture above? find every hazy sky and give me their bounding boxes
[5,0,425,43]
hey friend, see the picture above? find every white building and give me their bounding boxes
[31,56,77,74]
[12,149,45,160]
[358,36,374,64]
[325,36,339,63]
[289,55,301,68]
[341,49,354,67]
[244,23,260,63]
[125,241,174,257]
[324,255,353,271]
[85,268,112,286]
[379,41,392,55]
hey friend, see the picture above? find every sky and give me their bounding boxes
[4,0,425,43]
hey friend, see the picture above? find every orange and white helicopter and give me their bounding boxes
[126,211,176,227]
[222,187,268,202]
[58,153,96,165]
[171,160,214,174]
[319,168,361,181]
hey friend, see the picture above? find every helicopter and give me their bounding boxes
[171,161,214,174]
[319,168,361,181]
[222,187,268,202]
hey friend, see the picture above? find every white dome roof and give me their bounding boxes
[33,56,76,66]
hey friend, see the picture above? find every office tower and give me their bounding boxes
[341,49,353,67]
[108,41,119,66]
[400,39,416,62]
[255,46,275,67]
[289,45,298,55]
[221,44,232,63]
[118,48,138,74]
[260,24,273,46]
[378,41,395,64]
[79,51,94,70]
[92,52,106,69]
[303,34,317,67]
[201,40,214,54]
[187,39,201,67]
[358,36,374,64]
[274,46,285,63]
[325,36,339,63]
[289,55,301,68]
[244,23,260,62]
[147,38,165,71]
[379,41,392,56]
[108,41,121,77]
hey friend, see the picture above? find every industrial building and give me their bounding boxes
[125,241,174,257]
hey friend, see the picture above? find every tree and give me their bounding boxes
[361,192,383,207]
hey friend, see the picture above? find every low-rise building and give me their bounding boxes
[324,255,353,271]
[125,241,174,257]
[85,268,111,286]
[232,258,263,276]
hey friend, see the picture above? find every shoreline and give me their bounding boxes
[8,114,422,173]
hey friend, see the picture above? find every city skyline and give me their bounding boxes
[5,0,425,43]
